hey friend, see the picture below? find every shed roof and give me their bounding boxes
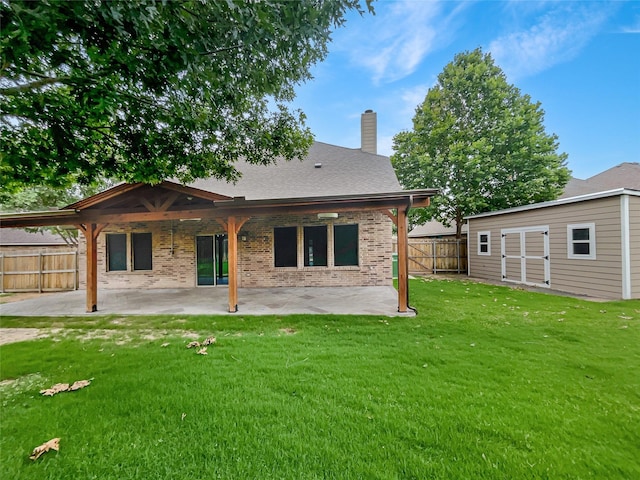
[466,188,640,220]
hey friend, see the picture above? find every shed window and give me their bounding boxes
[106,233,127,271]
[274,227,297,267]
[304,226,327,267]
[478,231,491,256]
[132,233,153,270]
[567,223,596,259]
[334,224,358,266]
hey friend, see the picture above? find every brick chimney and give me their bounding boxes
[361,109,377,154]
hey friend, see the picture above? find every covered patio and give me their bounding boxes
[1,182,434,315]
[0,285,409,317]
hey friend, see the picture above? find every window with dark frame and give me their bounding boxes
[304,225,327,267]
[274,226,297,267]
[106,233,127,271]
[334,224,358,266]
[132,232,153,270]
[569,227,592,256]
[478,231,491,255]
[567,223,596,259]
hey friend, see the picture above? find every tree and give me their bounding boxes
[391,48,570,238]
[0,0,370,191]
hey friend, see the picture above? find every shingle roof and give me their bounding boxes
[186,141,401,200]
[560,162,640,198]
[0,228,68,245]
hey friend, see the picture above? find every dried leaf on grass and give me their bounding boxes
[187,337,216,351]
[40,380,91,396]
[29,438,60,460]
[69,380,91,391]
[40,383,70,396]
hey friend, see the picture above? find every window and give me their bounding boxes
[106,234,127,271]
[478,231,491,256]
[567,223,596,259]
[304,226,327,267]
[334,224,358,266]
[132,232,153,270]
[274,227,297,267]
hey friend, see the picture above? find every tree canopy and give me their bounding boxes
[392,48,570,237]
[0,0,370,192]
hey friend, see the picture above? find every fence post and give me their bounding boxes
[431,240,436,274]
[38,252,43,293]
[0,253,4,294]
[74,251,78,290]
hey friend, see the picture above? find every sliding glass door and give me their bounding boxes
[196,235,228,286]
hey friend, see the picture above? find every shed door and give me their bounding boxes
[501,226,550,288]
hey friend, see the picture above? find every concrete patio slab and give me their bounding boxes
[0,286,412,317]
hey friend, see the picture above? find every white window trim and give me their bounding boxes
[477,231,491,256]
[567,223,596,260]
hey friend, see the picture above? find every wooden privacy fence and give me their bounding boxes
[0,251,78,293]
[394,239,468,274]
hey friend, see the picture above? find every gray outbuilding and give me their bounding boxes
[466,188,640,300]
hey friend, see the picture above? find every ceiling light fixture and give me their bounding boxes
[317,213,338,219]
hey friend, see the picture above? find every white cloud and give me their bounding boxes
[337,1,465,84]
[620,15,640,33]
[399,83,432,115]
[488,4,615,80]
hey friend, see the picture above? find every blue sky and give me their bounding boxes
[291,0,640,180]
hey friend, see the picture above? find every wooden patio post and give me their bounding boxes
[397,207,409,313]
[84,223,99,313]
[227,216,238,313]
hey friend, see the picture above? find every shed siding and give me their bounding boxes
[629,196,640,298]
[79,211,393,290]
[469,196,625,299]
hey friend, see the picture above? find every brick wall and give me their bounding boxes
[78,211,393,289]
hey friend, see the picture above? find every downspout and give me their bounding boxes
[170,220,174,256]
[621,194,631,299]
[405,195,418,315]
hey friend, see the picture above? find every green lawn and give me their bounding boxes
[1,278,639,479]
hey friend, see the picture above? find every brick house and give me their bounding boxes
[1,111,436,312]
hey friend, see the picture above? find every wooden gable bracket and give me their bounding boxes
[214,216,251,234]
[382,209,398,226]
[76,222,108,240]
[139,191,180,212]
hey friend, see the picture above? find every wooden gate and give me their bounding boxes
[394,239,467,274]
[0,251,78,293]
